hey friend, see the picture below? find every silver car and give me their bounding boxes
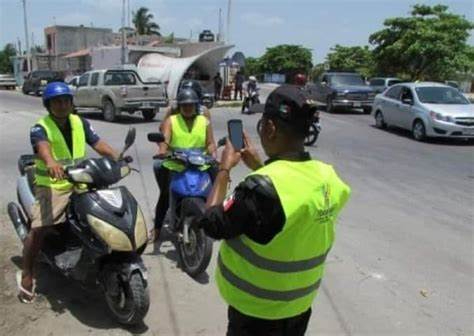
[372,82,474,141]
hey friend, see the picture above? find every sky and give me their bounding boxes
[0,0,472,63]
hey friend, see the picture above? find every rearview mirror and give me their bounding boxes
[147,132,165,143]
[121,127,136,157]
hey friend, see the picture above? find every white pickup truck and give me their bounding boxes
[73,69,168,122]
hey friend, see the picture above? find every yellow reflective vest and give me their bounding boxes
[216,159,351,319]
[34,114,86,190]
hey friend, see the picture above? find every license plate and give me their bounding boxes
[353,102,361,107]
[142,102,151,108]
[463,128,474,135]
[40,80,47,85]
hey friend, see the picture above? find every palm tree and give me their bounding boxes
[132,7,160,36]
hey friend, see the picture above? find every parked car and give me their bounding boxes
[0,74,17,90]
[369,77,402,94]
[65,75,80,94]
[306,72,375,113]
[372,82,474,141]
[445,81,460,90]
[73,69,168,122]
[22,70,64,96]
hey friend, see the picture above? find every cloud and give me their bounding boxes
[55,13,92,26]
[241,13,284,27]
[188,18,204,28]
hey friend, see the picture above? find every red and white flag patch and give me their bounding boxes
[223,193,236,212]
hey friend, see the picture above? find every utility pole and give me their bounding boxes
[218,8,222,42]
[121,0,126,65]
[226,0,232,43]
[22,0,31,72]
[127,0,131,28]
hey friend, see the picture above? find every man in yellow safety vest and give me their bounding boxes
[196,85,351,335]
[18,82,119,303]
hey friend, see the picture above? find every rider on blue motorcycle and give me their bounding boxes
[152,88,217,241]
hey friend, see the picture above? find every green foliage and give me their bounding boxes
[326,45,375,78]
[0,44,16,73]
[369,4,474,80]
[310,63,327,81]
[132,7,161,36]
[259,45,313,80]
[163,33,175,44]
[244,56,262,76]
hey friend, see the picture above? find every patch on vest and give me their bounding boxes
[316,184,337,220]
[223,193,235,212]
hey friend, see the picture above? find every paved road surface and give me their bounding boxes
[0,90,472,335]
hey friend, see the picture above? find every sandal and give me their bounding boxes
[16,270,36,304]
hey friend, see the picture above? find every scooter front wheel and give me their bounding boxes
[177,198,213,278]
[104,271,150,325]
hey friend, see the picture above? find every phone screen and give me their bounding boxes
[228,119,244,151]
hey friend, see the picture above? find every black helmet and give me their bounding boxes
[177,88,200,105]
[180,80,203,100]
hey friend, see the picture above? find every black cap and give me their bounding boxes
[252,85,317,123]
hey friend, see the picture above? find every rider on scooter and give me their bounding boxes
[152,88,217,242]
[242,76,259,114]
[247,75,258,94]
[18,82,119,303]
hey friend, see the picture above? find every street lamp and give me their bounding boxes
[21,0,31,73]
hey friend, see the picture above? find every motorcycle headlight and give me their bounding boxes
[68,169,93,183]
[120,165,131,178]
[134,208,148,249]
[87,214,133,251]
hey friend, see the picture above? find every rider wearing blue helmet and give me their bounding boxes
[18,82,119,303]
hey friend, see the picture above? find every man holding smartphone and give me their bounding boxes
[195,85,351,335]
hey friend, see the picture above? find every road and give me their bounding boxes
[0,90,473,336]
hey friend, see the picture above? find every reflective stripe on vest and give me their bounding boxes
[163,114,207,172]
[34,114,86,190]
[216,160,351,320]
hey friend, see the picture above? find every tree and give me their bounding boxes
[31,45,44,54]
[244,57,262,76]
[163,33,175,44]
[132,7,160,36]
[0,44,17,73]
[310,63,327,81]
[259,45,313,81]
[369,4,474,81]
[326,45,375,78]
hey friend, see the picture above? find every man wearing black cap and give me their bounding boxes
[195,85,351,335]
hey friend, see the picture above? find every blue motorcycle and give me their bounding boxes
[148,133,214,277]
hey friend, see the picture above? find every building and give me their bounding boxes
[44,25,114,71]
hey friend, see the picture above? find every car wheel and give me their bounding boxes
[326,97,335,113]
[142,109,156,121]
[412,120,427,141]
[102,99,117,122]
[375,111,386,129]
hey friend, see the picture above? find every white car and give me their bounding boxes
[372,82,474,141]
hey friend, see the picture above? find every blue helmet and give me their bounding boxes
[42,81,72,108]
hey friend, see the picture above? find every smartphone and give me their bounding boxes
[227,119,244,151]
